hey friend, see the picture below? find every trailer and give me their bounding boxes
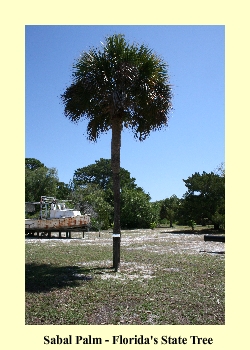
[25,196,90,238]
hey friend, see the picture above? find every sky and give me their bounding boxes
[25,25,224,202]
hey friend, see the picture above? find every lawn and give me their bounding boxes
[25,227,225,325]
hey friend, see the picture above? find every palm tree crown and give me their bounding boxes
[61,34,173,141]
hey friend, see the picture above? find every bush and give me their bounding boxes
[121,189,157,229]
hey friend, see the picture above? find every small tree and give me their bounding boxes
[70,184,112,231]
[120,188,154,229]
[160,195,180,227]
[188,219,196,231]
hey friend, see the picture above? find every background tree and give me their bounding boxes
[25,158,45,170]
[182,171,225,229]
[214,162,225,177]
[73,158,138,205]
[160,194,180,227]
[70,183,112,231]
[72,159,157,229]
[25,158,59,202]
[211,163,225,229]
[120,188,156,229]
[56,181,72,200]
[61,34,173,270]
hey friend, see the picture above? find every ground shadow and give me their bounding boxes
[25,263,114,293]
[25,235,83,240]
[160,228,225,235]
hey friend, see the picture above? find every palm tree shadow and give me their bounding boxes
[25,263,114,293]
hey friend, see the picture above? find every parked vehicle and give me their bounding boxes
[25,196,90,236]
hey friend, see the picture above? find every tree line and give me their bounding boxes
[25,157,225,230]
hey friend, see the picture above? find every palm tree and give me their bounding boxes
[61,34,173,271]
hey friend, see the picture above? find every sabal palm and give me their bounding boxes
[61,34,172,270]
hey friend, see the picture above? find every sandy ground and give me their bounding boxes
[26,227,225,254]
[26,228,225,280]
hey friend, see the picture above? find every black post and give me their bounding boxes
[112,171,121,272]
[111,119,122,272]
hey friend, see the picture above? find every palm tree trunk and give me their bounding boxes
[111,117,122,271]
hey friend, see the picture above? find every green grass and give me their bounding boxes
[25,228,225,325]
